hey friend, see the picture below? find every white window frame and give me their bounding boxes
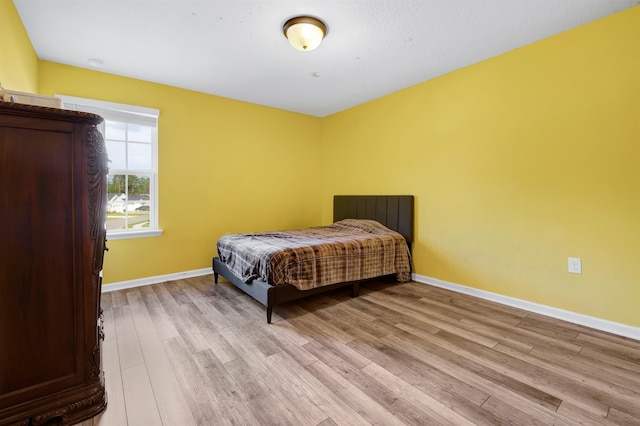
[58,94,162,240]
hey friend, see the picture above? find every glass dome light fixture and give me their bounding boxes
[283,16,327,52]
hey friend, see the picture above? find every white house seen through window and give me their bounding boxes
[58,95,161,239]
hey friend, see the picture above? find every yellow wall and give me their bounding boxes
[3,1,638,327]
[320,6,640,327]
[0,0,38,92]
[38,62,322,284]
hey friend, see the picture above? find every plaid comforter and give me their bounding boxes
[216,219,412,291]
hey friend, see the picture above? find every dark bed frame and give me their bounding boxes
[212,195,414,323]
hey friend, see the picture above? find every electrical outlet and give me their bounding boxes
[568,257,582,274]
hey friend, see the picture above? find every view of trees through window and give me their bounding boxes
[107,174,151,230]
[107,173,152,231]
[108,175,150,195]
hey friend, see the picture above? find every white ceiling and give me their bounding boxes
[13,0,639,117]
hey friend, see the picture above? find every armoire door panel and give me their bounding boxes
[0,125,77,398]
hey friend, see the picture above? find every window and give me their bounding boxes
[59,95,161,240]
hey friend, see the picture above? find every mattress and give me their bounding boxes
[216,219,412,291]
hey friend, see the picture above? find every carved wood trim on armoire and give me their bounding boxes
[0,102,108,425]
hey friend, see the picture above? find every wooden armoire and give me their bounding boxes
[0,102,108,425]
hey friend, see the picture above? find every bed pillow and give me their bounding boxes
[332,218,396,235]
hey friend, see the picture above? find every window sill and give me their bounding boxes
[107,229,163,241]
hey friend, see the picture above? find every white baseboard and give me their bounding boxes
[101,268,638,341]
[412,273,640,342]
[102,268,212,293]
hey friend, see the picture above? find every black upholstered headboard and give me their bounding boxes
[333,195,414,245]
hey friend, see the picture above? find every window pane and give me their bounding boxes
[128,142,152,170]
[127,174,150,229]
[105,121,126,141]
[107,174,127,196]
[106,140,126,169]
[127,174,150,196]
[106,176,127,231]
[128,201,150,229]
[128,124,152,143]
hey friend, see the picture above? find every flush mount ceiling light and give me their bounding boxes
[283,16,327,52]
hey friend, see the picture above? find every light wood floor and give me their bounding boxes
[77,275,640,426]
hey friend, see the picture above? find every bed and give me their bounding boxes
[212,195,414,323]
